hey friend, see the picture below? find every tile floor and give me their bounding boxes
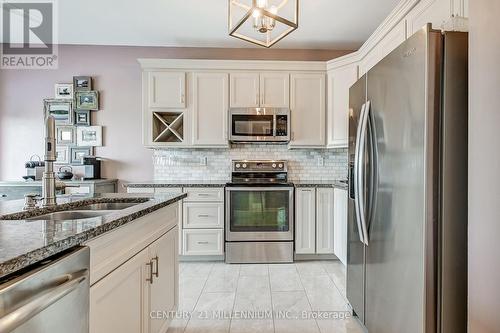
[166,260,365,333]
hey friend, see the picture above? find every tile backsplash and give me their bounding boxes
[153,145,348,182]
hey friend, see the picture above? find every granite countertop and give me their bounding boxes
[0,192,186,280]
[0,179,118,186]
[124,180,228,188]
[292,180,349,190]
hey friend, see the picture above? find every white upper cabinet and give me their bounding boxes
[289,73,326,148]
[406,0,455,37]
[333,188,348,265]
[192,72,229,146]
[327,63,358,148]
[148,72,186,108]
[316,188,335,254]
[259,72,290,108]
[359,20,407,76]
[295,188,317,254]
[230,72,260,108]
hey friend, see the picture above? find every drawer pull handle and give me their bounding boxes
[197,193,211,197]
[197,241,209,245]
[198,214,211,218]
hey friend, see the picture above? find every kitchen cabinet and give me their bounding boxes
[295,188,316,254]
[181,187,224,257]
[230,72,289,108]
[289,73,326,148]
[90,248,150,333]
[259,72,290,108]
[316,188,335,254]
[327,63,358,148]
[333,188,348,265]
[230,72,260,107]
[358,20,407,76]
[149,229,178,333]
[405,0,454,37]
[192,72,229,146]
[90,226,178,333]
[148,71,186,109]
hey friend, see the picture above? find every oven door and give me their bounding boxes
[225,186,294,241]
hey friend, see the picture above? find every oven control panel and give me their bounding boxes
[232,160,287,172]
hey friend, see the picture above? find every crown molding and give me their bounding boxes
[138,59,327,72]
[327,0,420,71]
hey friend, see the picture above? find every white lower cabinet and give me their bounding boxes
[316,188,335,254]
[295,187,345,258]
[182,229,224,255]
[90,247,150,333]
[90,226,178,333]
[333,188,348,265]
[183,202,224,229]
[295,188,317,254]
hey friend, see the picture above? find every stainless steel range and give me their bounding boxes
[225,160,294,263]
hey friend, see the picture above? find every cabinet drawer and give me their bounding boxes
[182,229,224,255]
[155,187,183,194]
[127,187,155,194]
[66,186,91,194]
[183,202,223,229]
[184,188,224,202]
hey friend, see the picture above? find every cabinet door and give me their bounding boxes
[328,64,358,148]
[406,0,451,37]
[260,72,289,108]
[316,188,335,254]
[90,248,149,333]
[289,73,326,147]
[148,72,186,108]
[192,72,229,146]
[333,188,348,265]
[295,188,316,254]
[149,228,178,333]
[230,72,260,107]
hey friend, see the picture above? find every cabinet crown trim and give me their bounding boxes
[138,59,327,72]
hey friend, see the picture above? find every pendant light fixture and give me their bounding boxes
[228,0,299,48]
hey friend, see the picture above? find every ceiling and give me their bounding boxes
[57,0,401,50]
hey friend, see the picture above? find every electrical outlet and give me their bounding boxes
[199,156,207,166]
[317,156,324,167]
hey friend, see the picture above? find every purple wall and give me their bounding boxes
[0,45,350,190]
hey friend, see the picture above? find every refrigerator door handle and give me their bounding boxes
[354,103,367,244]
[357,101,371,245]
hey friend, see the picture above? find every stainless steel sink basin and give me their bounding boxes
[72,202,140,211]
[27,210,113,221]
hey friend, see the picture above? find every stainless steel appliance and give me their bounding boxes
[225,160,294,263]
[0,246,90,333]
[347,25,468,333]
[229,108,290,143]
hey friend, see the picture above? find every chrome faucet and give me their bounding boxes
[23,115,78,210]
[42,115,58,207]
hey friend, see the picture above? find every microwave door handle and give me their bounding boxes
[273,115,277,138]
[354,103,367,244]
[358,101,371,246]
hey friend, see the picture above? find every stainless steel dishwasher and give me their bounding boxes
[0,246,90,333]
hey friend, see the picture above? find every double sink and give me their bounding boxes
[27,202,140,221]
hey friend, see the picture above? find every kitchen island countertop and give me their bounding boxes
[0,192,186,280]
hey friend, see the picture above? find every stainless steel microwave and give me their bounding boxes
[229,108,290,143]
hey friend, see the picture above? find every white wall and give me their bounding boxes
[468,1,500,331]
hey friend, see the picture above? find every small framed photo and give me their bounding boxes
[56,146,70,163]
[73,76,92,91]
[44,99,73,125]
[56,126,76,145]
[75,91,99,110]
[54,83,74,99]
[70,147,93,164]
[75,110,90,126]
[77,126,102,147]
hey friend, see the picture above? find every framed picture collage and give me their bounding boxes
[44,76,102,164]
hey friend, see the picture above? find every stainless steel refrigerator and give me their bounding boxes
[347,24,468,333]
